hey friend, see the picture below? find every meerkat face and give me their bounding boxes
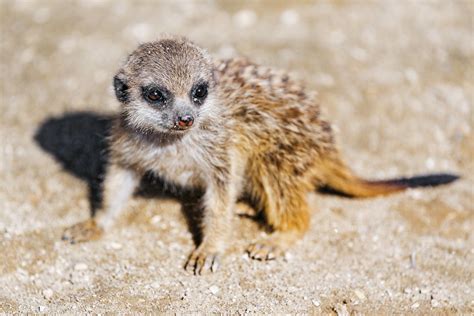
[113,37,216,135]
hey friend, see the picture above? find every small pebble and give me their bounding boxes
[284,252,293,262]
[109,242,122,250]
[74,263,88,271]
[312,299,321,307]
[38,306,47,312]
[42,288,53,299]
[209,285,220,295]
[411,302,420,310]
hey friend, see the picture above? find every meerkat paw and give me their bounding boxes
[62,219,103,244]
[185,245,221,275]
[247,240,283,261]
[247,231,301,261]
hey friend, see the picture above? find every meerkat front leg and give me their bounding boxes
[185,157,242,275]
[62,163,139,243]
[185,178,235,274]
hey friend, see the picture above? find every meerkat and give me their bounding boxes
[62,35,459,274]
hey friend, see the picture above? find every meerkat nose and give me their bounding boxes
[177,114,194,127]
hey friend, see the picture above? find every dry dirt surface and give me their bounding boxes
[1,0,473,314]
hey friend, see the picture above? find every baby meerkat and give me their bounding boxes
[63,35,458,274]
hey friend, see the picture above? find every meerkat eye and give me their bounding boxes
[143,86,166,104]
[191,83,208,105]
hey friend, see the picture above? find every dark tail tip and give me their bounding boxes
[380,173,460,188]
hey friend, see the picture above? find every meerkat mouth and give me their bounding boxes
[171,123,195,133]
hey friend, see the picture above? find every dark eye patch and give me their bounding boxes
[113,75,129,103]
[142,85,172,105]
[190,81,208,105]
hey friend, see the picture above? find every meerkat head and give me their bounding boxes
[113,36,216,136]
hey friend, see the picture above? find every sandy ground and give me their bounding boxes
[1,0,473,314]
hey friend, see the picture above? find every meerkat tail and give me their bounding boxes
[320,159,460,198]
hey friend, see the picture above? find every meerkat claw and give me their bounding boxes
[247,243,279,261]
[185,248,221,275]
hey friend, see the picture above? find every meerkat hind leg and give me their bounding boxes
[247,191,310,260]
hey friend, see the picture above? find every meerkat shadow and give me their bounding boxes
[34,112,112,215]
[34,111,206,244]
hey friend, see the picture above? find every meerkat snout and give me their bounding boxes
[171,99,197,130]
[177,114,194,128]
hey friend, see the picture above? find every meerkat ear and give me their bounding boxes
[113,72,129,103]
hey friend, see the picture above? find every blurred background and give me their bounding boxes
[0,0,473,314]
[2,0,473,173]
